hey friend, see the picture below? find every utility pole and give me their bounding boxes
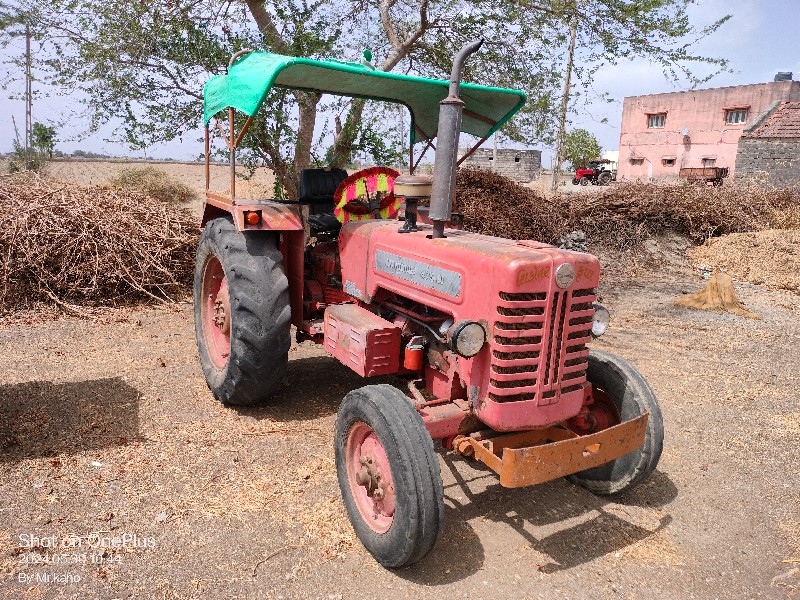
[550,3,579,192]
[24,25,32,154]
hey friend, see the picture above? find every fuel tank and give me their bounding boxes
[339,220,601,431]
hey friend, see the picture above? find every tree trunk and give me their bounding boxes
[287,91,321,197]
[550,4,579,192]
[244,1,288,52]
[329,99,365,168]
[327,51,411,168]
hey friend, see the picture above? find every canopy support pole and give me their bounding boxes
[413,138,435,173]
[204,125,210,192]
[229,107,236,202]
[233,116,254,149]
[457,136,489,166]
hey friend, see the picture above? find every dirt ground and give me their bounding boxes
[0,229,798,599]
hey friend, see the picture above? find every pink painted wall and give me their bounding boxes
[618,81,800,181]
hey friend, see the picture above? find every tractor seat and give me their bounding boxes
[297,168,348,215]
[307,212,341,234]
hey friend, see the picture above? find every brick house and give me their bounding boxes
[735,102,800,187]
[458,148,542,182]
[617,77,800,181]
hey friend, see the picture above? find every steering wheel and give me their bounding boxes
[333,166,401,223]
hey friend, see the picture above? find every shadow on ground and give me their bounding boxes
[398,455,677,585]
[0,377,140,461]
[228,355,679,584]
[235,355,402,422]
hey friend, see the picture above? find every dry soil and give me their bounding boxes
[0,234,798,599]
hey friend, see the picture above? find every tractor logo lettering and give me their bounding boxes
[575,264,598,283]
[516,266,551,287]
[419,269,444,286]
[386,258,417,276]
[375,250,461,297]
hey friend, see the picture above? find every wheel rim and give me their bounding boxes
[567,385,621,435]
[345,421,396,534]
[200,255,231,370]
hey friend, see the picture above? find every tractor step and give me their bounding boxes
[452,412,649,488]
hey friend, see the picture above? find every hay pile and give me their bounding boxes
[454,168,800,249]
[688,229,800,294]
[675,272,760,318]
[0,173,200,313]
[111,166,195,204]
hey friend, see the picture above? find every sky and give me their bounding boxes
[1,0,798,164]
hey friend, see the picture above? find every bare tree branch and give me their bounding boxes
[244,0,289,53]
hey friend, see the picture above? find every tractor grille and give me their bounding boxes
[489,288,595,403]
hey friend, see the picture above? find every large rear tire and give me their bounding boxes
[335,385,444,567]
[193,217,291,405]
[598,171,612,185]
[567,350,664,495]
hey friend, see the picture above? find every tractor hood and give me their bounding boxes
[338,220,600,319]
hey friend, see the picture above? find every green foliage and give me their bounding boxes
[32,122,56,157]
[111,166,195,203]
[563,128,602,171]
[3,0,731,195]
[6,121,56,173]
[7,140,46,173]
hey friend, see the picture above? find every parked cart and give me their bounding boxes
[679,166,729,186]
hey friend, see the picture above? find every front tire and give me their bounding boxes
[572,177,579,185]
[580,177,590,186]
[567,350,664,495]
[335,385,444,567]
[193,217,291,405]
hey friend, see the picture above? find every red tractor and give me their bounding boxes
[572,158,613,186]
[195,43,663,568]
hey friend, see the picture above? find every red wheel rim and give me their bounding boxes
[345,422,396,534]
[200,255,231,370]
[567,385,621,435]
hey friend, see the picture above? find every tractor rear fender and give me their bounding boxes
[201,196,303,232]
[201,196,306,328]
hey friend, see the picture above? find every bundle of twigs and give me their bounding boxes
[0,173,200,313]
[455,168,800,249]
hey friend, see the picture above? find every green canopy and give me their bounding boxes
[203,51,526,144]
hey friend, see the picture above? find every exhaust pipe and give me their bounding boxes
[429,40,484,239]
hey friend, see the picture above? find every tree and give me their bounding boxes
[563,128,601,171]
[3,1,730,197]
[32,122,56,158]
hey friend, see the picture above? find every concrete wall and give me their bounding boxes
[618,81,800,181]
[735,137,800,187]
[459,148,541,182]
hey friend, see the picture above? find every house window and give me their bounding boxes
[630,158,644,166]
[647,113,666,128]
[703,158,716,167]
[662,158,676,167]
[726,109,748,124]
[514,156,521,163]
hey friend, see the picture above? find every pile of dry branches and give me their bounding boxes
[0,173,200,313]
[455,168,800,250]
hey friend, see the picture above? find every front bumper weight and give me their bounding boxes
[453,412,649,488]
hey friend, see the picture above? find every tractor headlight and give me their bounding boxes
[448,321,486,357]
[591,303,610,337]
